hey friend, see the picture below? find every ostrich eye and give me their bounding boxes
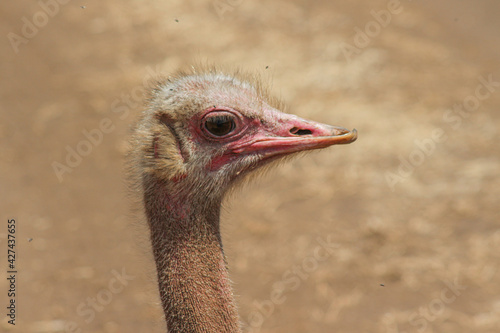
[204,114,236,137]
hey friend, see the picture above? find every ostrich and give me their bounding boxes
[128,68,357,332]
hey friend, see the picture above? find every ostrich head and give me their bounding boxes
[131,69,357,214]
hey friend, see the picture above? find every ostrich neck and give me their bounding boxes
[144,181,241,333]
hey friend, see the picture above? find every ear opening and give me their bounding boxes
[156,113,189,163]
[137,112,188,181]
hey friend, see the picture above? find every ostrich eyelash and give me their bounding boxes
[205,115,234,124]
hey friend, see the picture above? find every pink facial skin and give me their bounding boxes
[189,106,357,172]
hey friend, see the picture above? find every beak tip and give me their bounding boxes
[340,128,357,144]
[351,128,358,140]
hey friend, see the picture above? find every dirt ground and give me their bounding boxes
[1,0,499,332]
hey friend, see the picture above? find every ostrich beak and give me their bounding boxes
[236,113,357,158]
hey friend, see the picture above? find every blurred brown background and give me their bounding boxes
[1,0,499,332]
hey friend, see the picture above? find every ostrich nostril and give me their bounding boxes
[290,127,313,136]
